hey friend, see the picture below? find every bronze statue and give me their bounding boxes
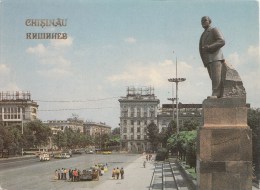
[199,16,246,99]
[199,16,225,98]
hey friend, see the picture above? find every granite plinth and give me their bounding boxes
[197,98,252,190]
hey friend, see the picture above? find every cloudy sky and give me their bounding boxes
[0,0,259,128]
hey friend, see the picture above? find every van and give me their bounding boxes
[39,153,50,161]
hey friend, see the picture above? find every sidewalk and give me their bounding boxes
[95,155,154,190]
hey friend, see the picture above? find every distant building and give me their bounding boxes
[45,118,84,134]
[119,86,160,153]
[0,91,38,126]
[84,121,111,137]
[157,103,203,131]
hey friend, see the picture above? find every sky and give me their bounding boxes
[0,0,259,128]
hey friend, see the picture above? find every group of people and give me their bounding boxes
[55,168,81,182]
[111,167,124,180]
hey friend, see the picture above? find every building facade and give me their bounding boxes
[157,103,203,132]
[119,87,160,153]
[45,118,84,135]
[84,121,111,137]
[0,91,38,126]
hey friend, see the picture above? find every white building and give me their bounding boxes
[0,91,38,126]
[84,121,111,137]
[45,118,84,134]
[119,87,160,153]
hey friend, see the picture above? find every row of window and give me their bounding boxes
[121,111,155,118]
[123,135,147,140]
[122,127,147,133]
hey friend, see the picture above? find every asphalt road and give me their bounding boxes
[0,153,140,190]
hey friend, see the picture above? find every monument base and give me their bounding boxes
[197,98,252,190]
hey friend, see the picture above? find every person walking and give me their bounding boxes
[112,168,116,179]
[116,167,120,179]
[143,160,146,168]
[120,167,124,179]
[57,168,61,180]
[63,168,67,180]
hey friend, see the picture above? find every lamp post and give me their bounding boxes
[19,106,24,156]
[167,98,176,122]
[168,52,186,135]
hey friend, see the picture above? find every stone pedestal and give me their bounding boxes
[197,98,252,190]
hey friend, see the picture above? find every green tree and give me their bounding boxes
[248,108,260,178]
[167,130,197,168]
[25,120,52,147]
[147,122,160,151]
[160,120,177,148]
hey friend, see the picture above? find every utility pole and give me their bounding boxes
[168,52,186,134]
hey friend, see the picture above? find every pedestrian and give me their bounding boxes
[77,169,81,181]
[63,168,67,180]
[61,168,64,180]
[143,160,146,168]
[146,155,148,161]
[57,168,61,180]
[120,167,124,179]
[69,169,72,181]
[149,154,152,161]
[116,167,120,179]
[73,169,78,182]
[54,170,58,180]
[112,168,116,179]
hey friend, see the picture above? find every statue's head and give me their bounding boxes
[201,16,211,29]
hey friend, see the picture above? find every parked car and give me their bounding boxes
[72,149,84,154]
[102,151,112,155]
[39,153,50,161]
[79,169,93,181]
[85,150,94,154]
[60,153,71,159]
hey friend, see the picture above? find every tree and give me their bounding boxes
[167,130,197,168]
[112,127,120,135]
[181,119,200,131]
[25,120,52,147]
[159,120,177,148]
[248,108,260,178]
[147,122,160,151]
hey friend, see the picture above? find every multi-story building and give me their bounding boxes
[0,91,38,126]
[119,86,160,153]
[45,118,84,134]
[157,103,203,132]
[84,121,111,137]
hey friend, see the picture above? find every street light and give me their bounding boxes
[167,98,176,121]
[168,52,186,135]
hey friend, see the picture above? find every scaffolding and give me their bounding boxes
[126,86,154,96]
[0,91,31,101]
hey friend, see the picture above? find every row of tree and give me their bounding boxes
[0,120,120,156]
[146,108,260,170]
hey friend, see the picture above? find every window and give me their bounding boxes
[137,120,140,125]
[131,120,134,125]
[131,135,134,140]
[137,135,140,140]
[137,127,140,133]
[124,135,127,140]
[131,127,134,133]
[123,127,127,133]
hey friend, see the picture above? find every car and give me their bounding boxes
[72,149,84,154]
[85,150,94,154]
[102,151,112,155]
[60,153,70,159]
[39,153,50,161]
[79,169,93,181]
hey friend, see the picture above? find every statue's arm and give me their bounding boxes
[208,28,225,53]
